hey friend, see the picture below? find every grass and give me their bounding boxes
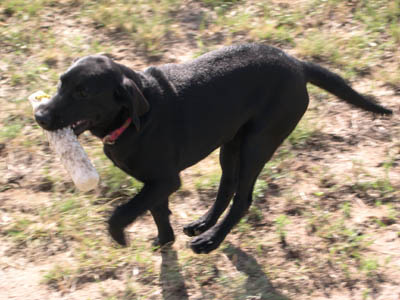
[274,214,291,244]
[287,117,318,148]
[194,170,221,192]
[83,0,182,56]
[306,208,380,281]
[0,122,24,141]
[253,178,268,201]
[350,157,397,204]
[98,158,143,198]
[1,0,399,299]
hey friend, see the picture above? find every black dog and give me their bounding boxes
[34,44,392,254]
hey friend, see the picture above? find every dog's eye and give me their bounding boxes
[78,88,89,98]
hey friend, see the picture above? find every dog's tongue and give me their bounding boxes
[72,120,90,136]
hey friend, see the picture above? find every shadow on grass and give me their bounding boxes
[160,248,189,300]
[159,244,288,300]
[223,243,290,300]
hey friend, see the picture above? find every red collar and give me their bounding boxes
[102,117,132,145]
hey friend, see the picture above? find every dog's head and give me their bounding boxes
[34,55,149,138]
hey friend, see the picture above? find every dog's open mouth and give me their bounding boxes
[71,120,92,136]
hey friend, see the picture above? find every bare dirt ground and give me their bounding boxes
[1,1,399,300]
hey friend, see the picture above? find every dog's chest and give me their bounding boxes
[103,145,141,178]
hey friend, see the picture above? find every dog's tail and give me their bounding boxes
[303,61,392,115]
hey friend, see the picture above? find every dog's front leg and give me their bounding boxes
[108,177,180,246]
[150,201,175,247]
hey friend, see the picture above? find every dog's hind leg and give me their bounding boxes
[183,135,241,237]
[190,130,283,254]
[190,84,309,254]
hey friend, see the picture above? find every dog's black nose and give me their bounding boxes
[34,110,52,129]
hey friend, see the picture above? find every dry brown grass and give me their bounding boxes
[1,0,399,299]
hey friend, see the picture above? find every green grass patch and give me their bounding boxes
[201,0,241,7]
[42,264,74,288]
[194,170,221,191]
[274,214,291,240]
[4,218,32,241]
[352,179,394,196]
[253,178,268,201]
[98,158,143,197]
[288,117,318,148]
[2,0,48,18]
[82,0,181,56]
[0,122,24,141]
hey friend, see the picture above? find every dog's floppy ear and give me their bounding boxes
[117,76,150,131]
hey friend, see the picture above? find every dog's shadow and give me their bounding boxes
[160,248,189,300]
[222,243,289,300]
[159,244,289,300]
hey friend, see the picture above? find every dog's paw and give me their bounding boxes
[183,218,212,237]
[108,224,128,246]
[152,235,175,248]
[152,237,175,252]
[190,230,222,254]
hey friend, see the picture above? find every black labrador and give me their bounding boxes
[34,43,392,254]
